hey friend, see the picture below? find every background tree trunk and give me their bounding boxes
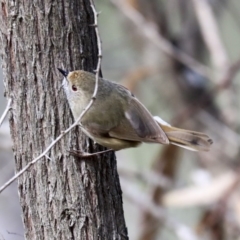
[0,1,128,239]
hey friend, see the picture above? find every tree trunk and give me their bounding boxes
[0,1,128,239]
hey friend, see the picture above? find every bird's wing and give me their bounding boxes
[108,97,169,144]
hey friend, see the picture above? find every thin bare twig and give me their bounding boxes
[111,0,212,80]
[0,1,102,194]
[78,0,102,121]
[0,118,79,193]
[86,0,102,114]
[0,98,12,127]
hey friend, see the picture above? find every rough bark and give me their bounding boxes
[0,1,128,239]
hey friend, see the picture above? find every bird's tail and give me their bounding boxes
[154,116,213,151]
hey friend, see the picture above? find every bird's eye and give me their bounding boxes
[72,85,77,91]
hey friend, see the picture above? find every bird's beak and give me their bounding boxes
[58,68,69,77]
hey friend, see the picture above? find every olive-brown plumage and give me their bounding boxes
[59,69,213,151]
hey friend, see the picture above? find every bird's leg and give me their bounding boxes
[68,148,114,159]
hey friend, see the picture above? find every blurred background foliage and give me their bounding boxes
[1,0,240,239]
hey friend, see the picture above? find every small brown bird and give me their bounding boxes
[58,69,212,151]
